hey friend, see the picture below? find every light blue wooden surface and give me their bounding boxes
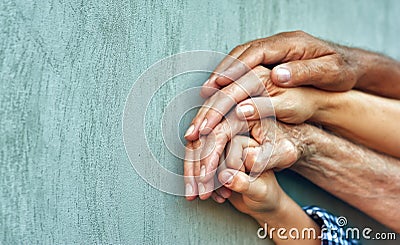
[1,0,399,244]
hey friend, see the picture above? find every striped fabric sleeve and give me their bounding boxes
[302,205,361,245]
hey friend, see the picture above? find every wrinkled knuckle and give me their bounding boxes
[295,62,313,82]
[332,54,345,67]
[250,41,263,50]
[213,123,230,140]
[293,30,307,36]
[235,44,248,52]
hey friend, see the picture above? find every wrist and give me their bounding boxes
[285,123,320,165]
[289,124,334,172]
[251,193,293,226]
[309,90,343,126]
[309,90,329,123]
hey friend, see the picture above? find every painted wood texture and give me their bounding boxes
[1,0,399,244]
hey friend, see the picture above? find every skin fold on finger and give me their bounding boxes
[200,80,221,101]
[184,142,198,200]
[201,44,250,98]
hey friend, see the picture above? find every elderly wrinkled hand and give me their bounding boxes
[200,31,362,99]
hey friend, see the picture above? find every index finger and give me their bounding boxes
[185,66,271,141]
[213,32,313,91]
[200,44,250,98]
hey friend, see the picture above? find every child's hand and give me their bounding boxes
[216,136,288,218]
[220,168,286,218]
[216,136,321,245]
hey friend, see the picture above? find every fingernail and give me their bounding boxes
[219,188,230,198]
[198,183,206,195]
[215,196,225,203]
[199,119,208,132]
[237,104,255,117]
[184,124,195,137]
[276,67,291,83]
[185,183,193,196]
[200,165,206,178]
[220,171,233,185]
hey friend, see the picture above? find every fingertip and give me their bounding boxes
[198,118,212,135]
[197,180,214,200]
[199,111,223,136]
[218,170,235,186]
[218,187,232,199]
[198,150,219,178]
[218,169,250,194]
[200,77,220,98]
[184,124,199,141]
[236,102,256,120]
[199,191,212,200]
[185,196,197,201]
[271,66,293,87]
[215,196,226,203]
[212,193,226,204]
[214,75,232,87]
[200,86,216,98]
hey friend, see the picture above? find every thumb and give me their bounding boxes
[242,143,273,174]
[271,55,351,91]
[218,169,266,199]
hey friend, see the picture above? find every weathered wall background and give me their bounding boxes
[1,0,399,244]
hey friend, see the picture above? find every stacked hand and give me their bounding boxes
[183,30,400,233]
[184,116,308,201]
[183,32,358,201]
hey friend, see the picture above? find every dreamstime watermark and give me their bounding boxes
[122,50,276,196]
[257,216,397,241]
